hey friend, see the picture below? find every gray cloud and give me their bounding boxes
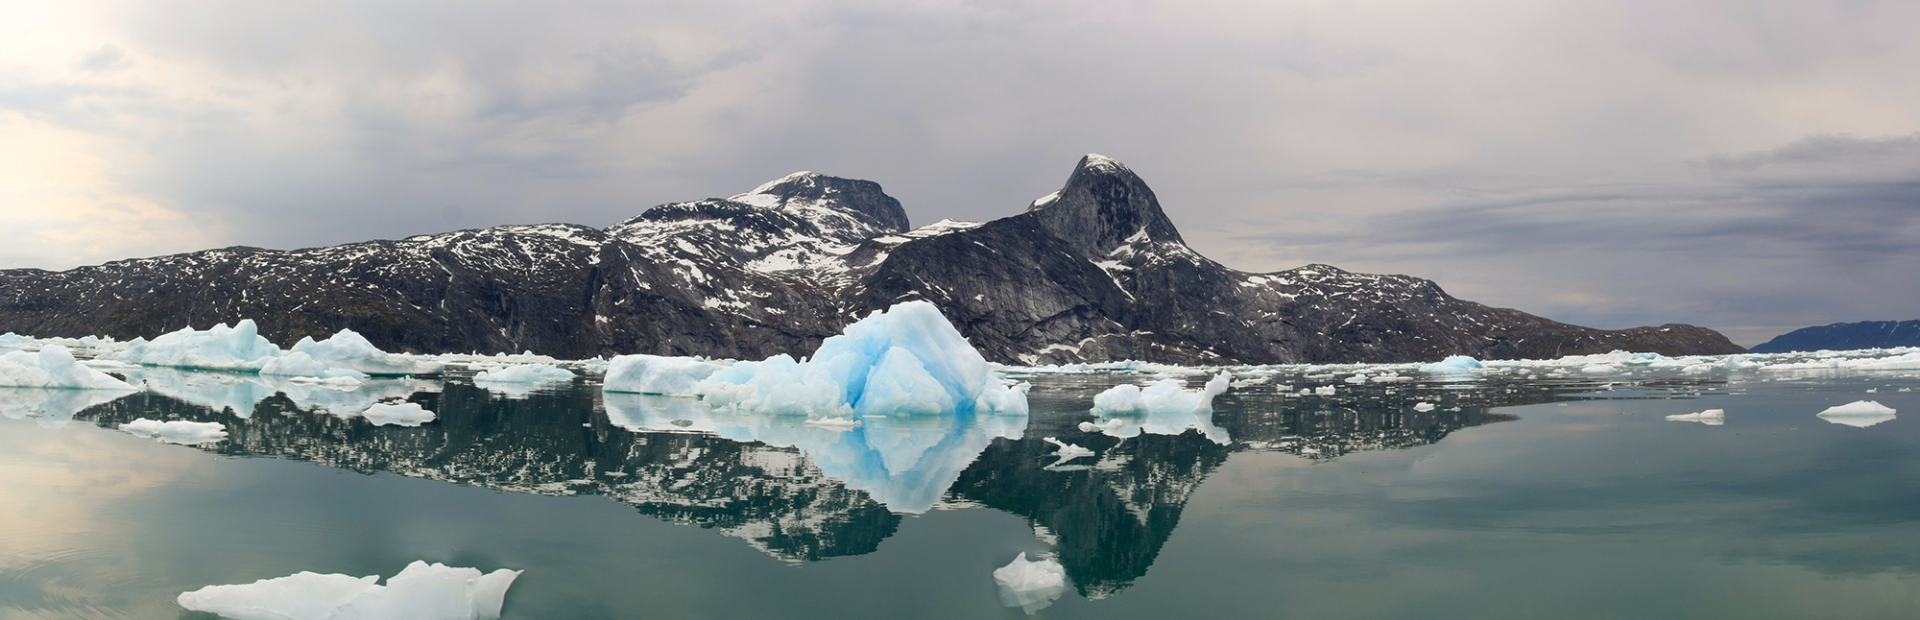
[3,0,1919,345]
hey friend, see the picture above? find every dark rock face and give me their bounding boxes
[0,157,1744,363]
[1750,320,1920,353]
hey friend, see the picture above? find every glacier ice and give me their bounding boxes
[1413,401,1436,412]
[1043,437,1095,465]
[362,402,436,427]
[992,552,1066,614]
[471,364,575,385]
[176,560,521,620]
[1665,409,1726,426]
[602,391,1024,513]
[0,345,136,390]
[601,354,723,395]
[119,418,228,444]
[1816,400,1896,428]
[266,329,442,376]
[1081,372,1231,444]
[115,320,283,371]
[602,301,1029,418]
[1419,355,1484,374]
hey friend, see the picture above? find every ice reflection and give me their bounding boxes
[119,366,435,418]
[603,393,1026,513]
[0,388,134,428]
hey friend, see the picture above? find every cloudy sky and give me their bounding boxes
[3,0,1916,345]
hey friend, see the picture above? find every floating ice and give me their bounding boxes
[361,402,436,427]
[267,329,441,376]
[1082,372,1231,444]
[1413,402,1436,412]
[993,552,1066,614]
[176,560,521,620]
[119,418,228,444]
[1816,400,1897,428]
[115,320,283,371]
[1314,385,1337,396]
[1665,409,1726,426]
[1419,355,1484,374]
[603,302,1029,418]
[0,345,136,390]
[1724,355,1762,371]
[472,364,574,385]
[1043,437,1095,465]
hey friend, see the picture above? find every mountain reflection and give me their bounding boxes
[55,372,1569,596]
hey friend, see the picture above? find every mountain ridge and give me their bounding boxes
[0,155,1745,363]
[1750,320,1920,353]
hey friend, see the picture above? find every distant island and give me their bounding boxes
[1750,320,1920,353]
[0,155,1744,365]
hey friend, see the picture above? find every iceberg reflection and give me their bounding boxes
[603,393,1025,513]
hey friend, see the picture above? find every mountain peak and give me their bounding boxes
[730,172,910,233]
[1025,154,1185,258]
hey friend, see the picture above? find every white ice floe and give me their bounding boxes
[603,301,1029,418]
[472,364,574,385]
[1081,372,1231,444]
[1413,402,1436,412]
[601,354,723,394]
[266,329,442,377]
[361,402,436,427]
[1419,355,1484,374]
[176,560,521,620]
[1043,437,1095,465]
[603,392,1023,512]
[119,418,228,445]
[0,346,136,390]
[993,552,1067,614]
[1665,409,1726,426]
[1816,400,1897,428]
[115,320,283,371]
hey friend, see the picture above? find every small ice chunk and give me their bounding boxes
[472,364,575,385]
[361,402,436,427]
[992,553,1066,614]
[0,345,136,390]
[1816,400,1896,428]
[176,560,522,620]
[1413,402,1436,412]
[1665,409,1726,426]
[119,418,227,444]
[1314,386,1337,396]
[1043,437,1095,465]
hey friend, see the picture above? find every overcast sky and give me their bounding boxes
[3,0,1917,345]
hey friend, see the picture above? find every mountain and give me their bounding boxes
[0,155,1744,364]
[1749,320,1920,353]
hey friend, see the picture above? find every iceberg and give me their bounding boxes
[1419,355,1484,374]
[119,418,228,445]
[1413,401,1436,412]
[603,392,1024,513]
[992,552,1067,614]
[1043,437,1095,466]
[176,561,521,620]
[472,364,575,385]
[265,329,441,376]
[602,301,1029,418]
[1665,409,1726,426]
[0,345,136,390]
[1081,372,1232,444]
[601,355,724,394]
[1816,400,1897,428]
[115,320,283,371]
[362,402,436,427]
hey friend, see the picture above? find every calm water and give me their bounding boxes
[2,367,1918,619]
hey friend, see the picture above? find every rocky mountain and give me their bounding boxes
[1749,320,1920,353]
[0,155,1744,364]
